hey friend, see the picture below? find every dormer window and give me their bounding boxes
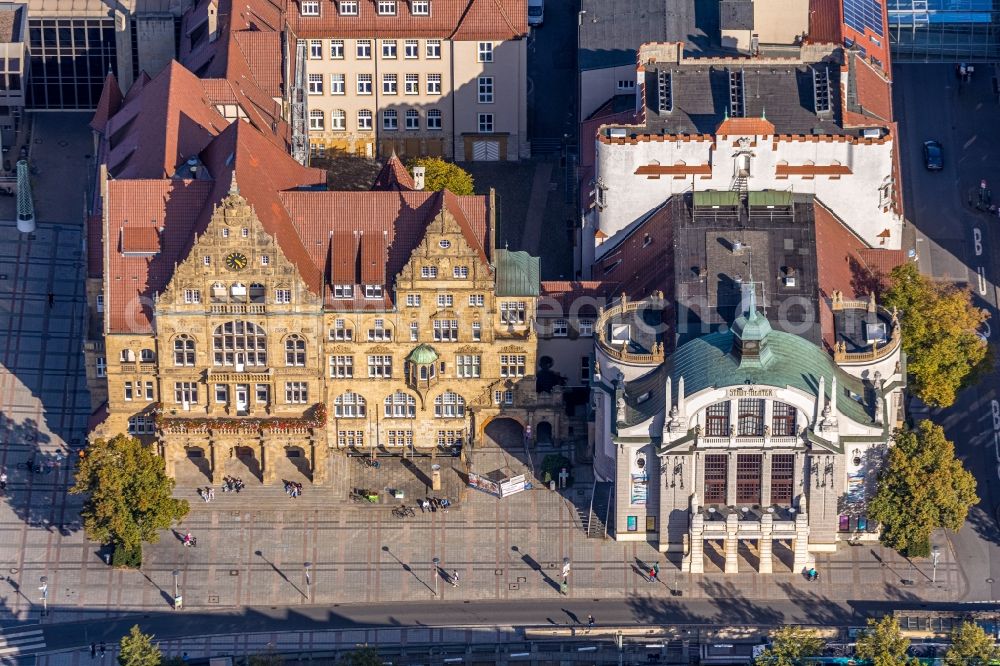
[333,284,353,299]
[339,0,358,14]
[364,284,383,299]
[377,0,396,14]
[412,0,429,14]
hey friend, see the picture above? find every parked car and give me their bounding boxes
[528,0,544,26]
[923,140,943,171]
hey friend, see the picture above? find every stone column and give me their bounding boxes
[726,451,737,506]
[793,451,805,497]
[760,451,772,507]
[758,514,773,574]
[725,512,739,574]
[261,441,276,485]
[312,439,329,485]
[729,399,739,443]
[792,499,810,572]
[209,441,223,485]
[687,513,705,574]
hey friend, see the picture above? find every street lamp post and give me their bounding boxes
[172,570,182,609]
[931,546,941,584]
[38,576,47,617]
[432,557,440,597]
[305,561,312,596]
[561,557,570,595]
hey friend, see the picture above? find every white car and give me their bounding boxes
[528,0,544,27]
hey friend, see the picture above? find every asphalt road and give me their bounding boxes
[893,63,1000,602]
[28,596,986,653]
[526,0,578,145]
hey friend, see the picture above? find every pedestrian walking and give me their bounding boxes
[183,532,193,547]
[587,614,594,633]
[90,643,96,659]
[648,567,656,582]
[652,562,660,581]
[208,487,215,501]
[451,570,459,587]
[0,470,8,491]
[99,642,105,659]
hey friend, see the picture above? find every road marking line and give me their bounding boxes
[0,634,44,647]
[0,642,46,656]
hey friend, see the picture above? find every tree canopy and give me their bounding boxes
[407,157,475,195]
[868,422,977,556]
[117,625,161,666]
[945,621,1000,666]
[336,647,382,666]
[882,262,989,407]
[855,617,921,666]
[753,627,826,666]
[70,434,189,557]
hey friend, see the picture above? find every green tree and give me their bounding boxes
[70,434,189,567]
[118,625,161,666]
[883,262,989,407]
[248,647,284,666]
[336,647,382,666]
[945,621,1000,666]
[855,617,921,666]
[753,626,826,666]
[407,157,474,195]
[868,421,978,556]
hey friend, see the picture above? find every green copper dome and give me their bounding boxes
[407,344,439,365]
[730,287,774,368]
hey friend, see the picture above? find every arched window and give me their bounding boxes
[249,283,265,303]
[231,283,247,301]
[285,335,306,366]
[173,335,195,366]
[384,391,416,418]
[771,402,797,437]
[139,348,155,363]
[211,282,227,302]
[213,321,267,367]
[737,398,764,436]
[434,391,465,418]
[120,349,135,362]
[331,109,346,131]
[334,391,366,418]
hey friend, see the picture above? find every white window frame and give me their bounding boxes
[382,73,397,94]
[309,109,324,130]
[333,284,353,299]
[579,318,594,336]
[356,39,372,59]
[477,41,493,62]
[330,73,345,95]
[406,293,421,307]
[124,381,133,401]
[329,355,354,378]
[412,0,430,15]
[365,284,384,299]
[427,73,442,95]
[367,354,393,378]
[426,39,441,58]
[453,266,469,278]
[285,381,309,404]
[410,321,419,341]
[404,73,419,95]
[478,113,494,133]
[382,109,398,130]
[377,0,396,15]
[468,294,484,307]
[307,73,323,95]
[421,266,438,278]
[96,356,106,377]
[427,109,442,130]
[478,76,493,103]
[357,73,372,95]
[300,0,320,16]
[330,39,344,58]
[331,109,347,131]
[404,39,419,58]
[553,319,568,337]
[436,294,453,308]
[339,0,358,14]
[309,39,322,59]
[405,109,420,130]
[382,40,397,59]
[358,109,373,130]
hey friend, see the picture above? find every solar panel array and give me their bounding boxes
[843,0,885,37]
[812,66,831,115]
[729,69,745,117]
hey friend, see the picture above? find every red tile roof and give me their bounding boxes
[289,0,527,39]
[775,163,853,176]
[592,201,675,299]
[635,163,712,176]
[104,61,231,179]
[371,154,415,191]
[716,117,775,136]
[121,227,161,254]
[123,71,151,105]
[852,53,893,122]
[234,30,284,97]
[539,280,609,311]
[87,214,104,279]
[806,0,841,44]
[90,72,123,132]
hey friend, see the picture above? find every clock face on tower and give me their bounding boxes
[224,252,248,271]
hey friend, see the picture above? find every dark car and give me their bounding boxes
[923,140,943,170]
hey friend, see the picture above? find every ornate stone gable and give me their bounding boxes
[158,176,319,314]
[395,207,493,287]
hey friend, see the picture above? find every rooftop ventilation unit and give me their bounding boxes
[657,70,673,113]
[729,69,745,117]
[812,66,832,116]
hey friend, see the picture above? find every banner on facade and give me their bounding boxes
[630,472,648,505]
[467,472,501,497]
[499,474,526,497]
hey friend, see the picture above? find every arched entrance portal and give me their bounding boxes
[226,445,262,481]
[177,446,211,483]
[536,421,553,444]
[484,417,525,449]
